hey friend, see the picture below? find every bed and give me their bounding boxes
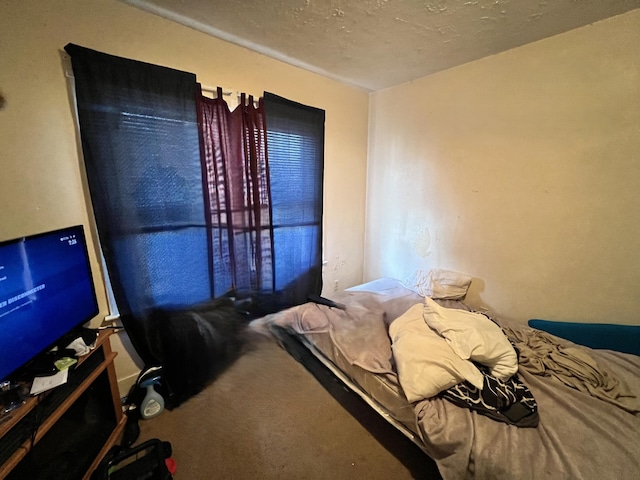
[251,277,640,480]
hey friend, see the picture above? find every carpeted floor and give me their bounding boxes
[136,334,442,479]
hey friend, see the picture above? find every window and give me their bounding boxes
[66,44,326,328]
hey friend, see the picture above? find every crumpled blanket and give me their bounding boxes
[440,365,539,428]
[502,323,640,414]
[267,302,395,374]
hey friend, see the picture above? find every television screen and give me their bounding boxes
[0,225,99,381]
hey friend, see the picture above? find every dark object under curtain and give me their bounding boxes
[196,87,275,303]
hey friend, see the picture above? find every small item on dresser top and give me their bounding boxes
[29,369,69,395]
[54,356,78,371]
[0,380,27,415]
[63,327,99,356]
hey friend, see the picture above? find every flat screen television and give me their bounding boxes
[0,225,99,382]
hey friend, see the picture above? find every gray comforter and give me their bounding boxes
[255,281,640,480]
[416,321,640,480]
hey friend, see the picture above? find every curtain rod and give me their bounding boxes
[200,86,261,108]
[200,85,233,96]
[201,85,261,101]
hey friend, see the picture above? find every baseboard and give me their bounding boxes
[117,371,140,400]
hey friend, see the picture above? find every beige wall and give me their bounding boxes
[366,10,640,325]
[0,0,369,393]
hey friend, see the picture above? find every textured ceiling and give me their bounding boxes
[123,0,640,91]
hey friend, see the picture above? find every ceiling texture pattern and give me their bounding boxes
[123,0,640,91]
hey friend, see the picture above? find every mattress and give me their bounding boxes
[253,278,640,480]
[282,326,421,443]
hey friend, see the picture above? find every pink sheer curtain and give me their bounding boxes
[197,86,274,298]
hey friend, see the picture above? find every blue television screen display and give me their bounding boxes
[0,225,99,381]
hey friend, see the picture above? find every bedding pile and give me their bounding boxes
[389,300,539,427]
[253,278,640,479]
[501,322,640,414]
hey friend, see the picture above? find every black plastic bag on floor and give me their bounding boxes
[144,297,249,409]
[92,439,174,480]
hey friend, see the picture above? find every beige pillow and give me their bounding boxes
[403,269,472,299]
[390,304,484,402]
[422,297,518,381]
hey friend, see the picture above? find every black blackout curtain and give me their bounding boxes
[65,44,211,366]
[263,93,325,308]
[65,44,325,369]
